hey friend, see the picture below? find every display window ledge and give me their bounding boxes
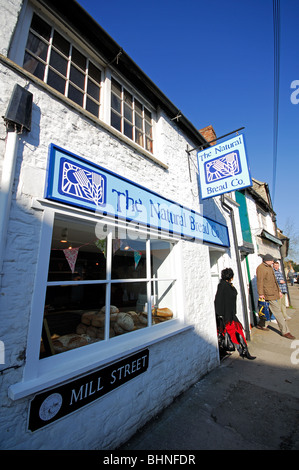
[8,320,193,401]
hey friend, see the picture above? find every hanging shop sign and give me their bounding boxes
[28,349,149,431]
[197,134,252,200]
[45,144,229,247]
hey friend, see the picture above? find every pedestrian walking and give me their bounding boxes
[256,254,295,339]
[273,260,291,320]
[215,268,256,360]
[288,268,294,286]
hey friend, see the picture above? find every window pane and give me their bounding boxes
[52,30,70,56]
[23,51,45,79]
[135,130,143,146]
[124,90,132,105]
[70,64,85,89]
[47,69,66,94]
[151,280,175,324]
[25,32,48,61]
[124,103,133,122]
[150,240,173,278]
[86,97,99,117]
[111,93,121,113]
[146,137,153,153]
[72,47,86,70]
[145,121,152,137]
[135,99,142,114]
[87,79,100,101]
[124,121,133,139]
[68,84,84,106]
[31,13,52,41]
[111,78,122,97]
[110,282,148,338]
[41,284,107,358]
[135,112,142,130]
[111,110,121,131]
[47,218,107,282]
[144,108,152,123]
[112,239,146,279]
[49,49,68,75]
[89,62,101,82]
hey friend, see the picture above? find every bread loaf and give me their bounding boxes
[81,310,98,325]
[91,313,105,327]
[155,307,173,318]
[52,334,89,353]
[76,323,87,335]
[117,312,135,331]
[100,305,119,314]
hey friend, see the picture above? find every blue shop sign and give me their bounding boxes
[45,144,230,247]
[197,134,252,199]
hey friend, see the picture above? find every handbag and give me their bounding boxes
[258,297,270,321]
[217,316,235,352]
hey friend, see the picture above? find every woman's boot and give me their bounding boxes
[237,333,256,360]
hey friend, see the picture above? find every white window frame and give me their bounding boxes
[9,201,190,400]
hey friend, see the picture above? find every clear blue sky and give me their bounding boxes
[77,0,299,249]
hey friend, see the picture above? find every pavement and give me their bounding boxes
[119,285,299,451]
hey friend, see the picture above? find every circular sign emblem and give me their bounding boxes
[39,393,63,421]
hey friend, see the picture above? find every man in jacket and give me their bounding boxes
[256,254,295,339]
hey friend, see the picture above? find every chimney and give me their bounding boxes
[199,125,217,146]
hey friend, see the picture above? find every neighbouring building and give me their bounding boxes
[0,0,252,449]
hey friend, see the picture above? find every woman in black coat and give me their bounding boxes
[215,268,255,360]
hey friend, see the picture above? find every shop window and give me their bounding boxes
[40,216,176,359]
[111,78,153,153]
[23,13,102,119]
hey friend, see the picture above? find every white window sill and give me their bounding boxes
[8,321,192,401]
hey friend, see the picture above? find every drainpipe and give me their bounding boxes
[221,195,250,340]
[0,85,32,282]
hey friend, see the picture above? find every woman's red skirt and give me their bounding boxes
[224,321,247,345]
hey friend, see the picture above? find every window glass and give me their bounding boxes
[23,51,45,79]
[47,69,66,94]
[68,84,84,106]
[49,49,68,75]
[88,62,101,82]
[25,32,48,61]
[40,216,177,359]
[30,13,52,40]
[112,239,146,279]
[111,111,121,132]
[70,65,85,89]
[72,47,86,70]
[52,30,70,56]
[87,79,100,100]
[151,280,175,324]
[86,97,99,116]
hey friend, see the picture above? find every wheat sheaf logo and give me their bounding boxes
[205,150,241,184]
[60,160,106,206]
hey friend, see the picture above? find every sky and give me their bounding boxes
[77,0,299,249]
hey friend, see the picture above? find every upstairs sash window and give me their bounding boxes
[23,13,102,119]
[111,78,153,153]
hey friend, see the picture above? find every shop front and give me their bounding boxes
[5,143,230,448]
